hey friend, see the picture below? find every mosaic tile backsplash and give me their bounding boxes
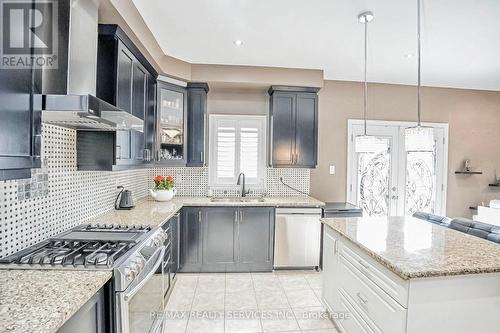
[0,125,310,257]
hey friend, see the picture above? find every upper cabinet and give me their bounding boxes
[268,86,320,168]
[96,24,157,167]
[186,83,209,166]
[0,67,42,180]
[156,81,187,165]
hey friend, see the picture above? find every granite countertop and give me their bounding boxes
[90,196,325,227]
[0,269,112,333]
[321,216,500,280]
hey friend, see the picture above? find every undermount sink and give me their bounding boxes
[210,197,265,203]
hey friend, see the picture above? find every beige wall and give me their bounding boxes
[207,87,268,116]
[310,80,500,218]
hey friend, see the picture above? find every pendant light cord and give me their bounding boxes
[417,0,422,126]
[363,20,368,135]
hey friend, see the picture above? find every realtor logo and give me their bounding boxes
[0,0,58,68]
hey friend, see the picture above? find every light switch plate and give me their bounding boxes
[329,165,336,175]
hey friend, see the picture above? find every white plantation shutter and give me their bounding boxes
[209,115,266,186]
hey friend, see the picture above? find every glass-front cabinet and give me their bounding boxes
[156,81,187,165]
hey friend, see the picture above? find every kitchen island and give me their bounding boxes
[321,216,500,333]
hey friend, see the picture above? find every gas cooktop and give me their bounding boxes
[0,223,157,269]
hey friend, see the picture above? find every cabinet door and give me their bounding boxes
[156,82,187,165]
[180,208,203,272]
[295,93,318,167]
[0,64,41,179]
[144,76,156,162]
[115,42,134,162]
[131,62,147,163]
[238,207,274,272]
[202,208,238,272]
[186,88,207,166]
[271,93,296,166]
[170,213,180,278]
[322,227,341,314]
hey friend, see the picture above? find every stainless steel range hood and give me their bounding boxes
[42,95,144,131]
[40,0,143,131]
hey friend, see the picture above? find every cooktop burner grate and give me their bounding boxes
[4,239,135,268]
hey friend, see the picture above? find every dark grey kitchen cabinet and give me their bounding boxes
[238,207,275,271]
[0,45,42,180]
[57,287,106,333]
[269,86,320,168]
[96,24,157,167]
[169,212,180,279]
[186,82,209,166]
[202,208,238,271]
[180,207,203,272]
[156,81,187,165]
[180,207,275,273]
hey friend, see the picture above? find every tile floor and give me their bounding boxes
[164,270,338,333]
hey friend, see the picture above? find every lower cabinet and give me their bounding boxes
[57,287,106,333]
[322,225,408,333]
[180,207,275,273]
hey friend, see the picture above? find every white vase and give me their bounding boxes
[149,188,177,202]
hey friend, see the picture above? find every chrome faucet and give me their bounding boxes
[237,172,250,197]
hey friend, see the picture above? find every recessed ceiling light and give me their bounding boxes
[233,40,243,46]
[404,53,415,58]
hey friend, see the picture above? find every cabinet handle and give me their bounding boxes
[198,211,202,223]
[234,210,238,222]
[116,145,122,160]
[333,239,338,254]
[358,259,370,271]
[295,152,299,164]
[200,151,204,164]
[357,292,368,304]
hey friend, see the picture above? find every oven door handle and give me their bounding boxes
[123,246,165,301]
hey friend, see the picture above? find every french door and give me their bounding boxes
[347,120,448,217]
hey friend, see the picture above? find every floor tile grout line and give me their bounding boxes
[183,274,200,333]
[276,272,302,330]
[250,272,265,333]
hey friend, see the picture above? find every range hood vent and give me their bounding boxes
[42,95,143,131]
[39,0,143,131]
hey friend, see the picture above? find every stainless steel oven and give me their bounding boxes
[115,234,168,333]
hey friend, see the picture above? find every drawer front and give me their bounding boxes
[340,242,408,306]
[335,288,375,333]
[340,255,407,333]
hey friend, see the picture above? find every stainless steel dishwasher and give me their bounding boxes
[274,208,322,269]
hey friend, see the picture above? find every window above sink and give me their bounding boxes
[208,115,266,189]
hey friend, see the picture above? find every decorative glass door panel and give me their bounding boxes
[348,121,447,217]
[357,138,391,216]
[405,151,436,215]
[157,82,187,164]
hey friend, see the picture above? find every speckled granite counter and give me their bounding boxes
[321,216,500,280]
[0,269,111,333]
[89,196,325,227]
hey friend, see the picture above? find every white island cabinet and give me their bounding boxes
[321,216,500,333]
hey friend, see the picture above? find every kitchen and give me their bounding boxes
[1,0,500,333]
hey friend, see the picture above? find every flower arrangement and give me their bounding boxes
[154,175,175,190]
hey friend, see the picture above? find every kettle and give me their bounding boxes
[115,186,135,210]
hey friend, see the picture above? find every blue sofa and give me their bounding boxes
[413,211,500,244]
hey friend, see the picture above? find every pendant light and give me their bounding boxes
[355,11,380,153]
[404,0,434,152]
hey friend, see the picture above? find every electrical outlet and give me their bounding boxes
[329,165,336,175]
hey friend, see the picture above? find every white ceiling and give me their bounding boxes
[132,0,500,91]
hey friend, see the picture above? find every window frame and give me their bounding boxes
[208,114,267,189]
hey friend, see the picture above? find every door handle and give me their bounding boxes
[116,145,122,159]
[356,292,368,304]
